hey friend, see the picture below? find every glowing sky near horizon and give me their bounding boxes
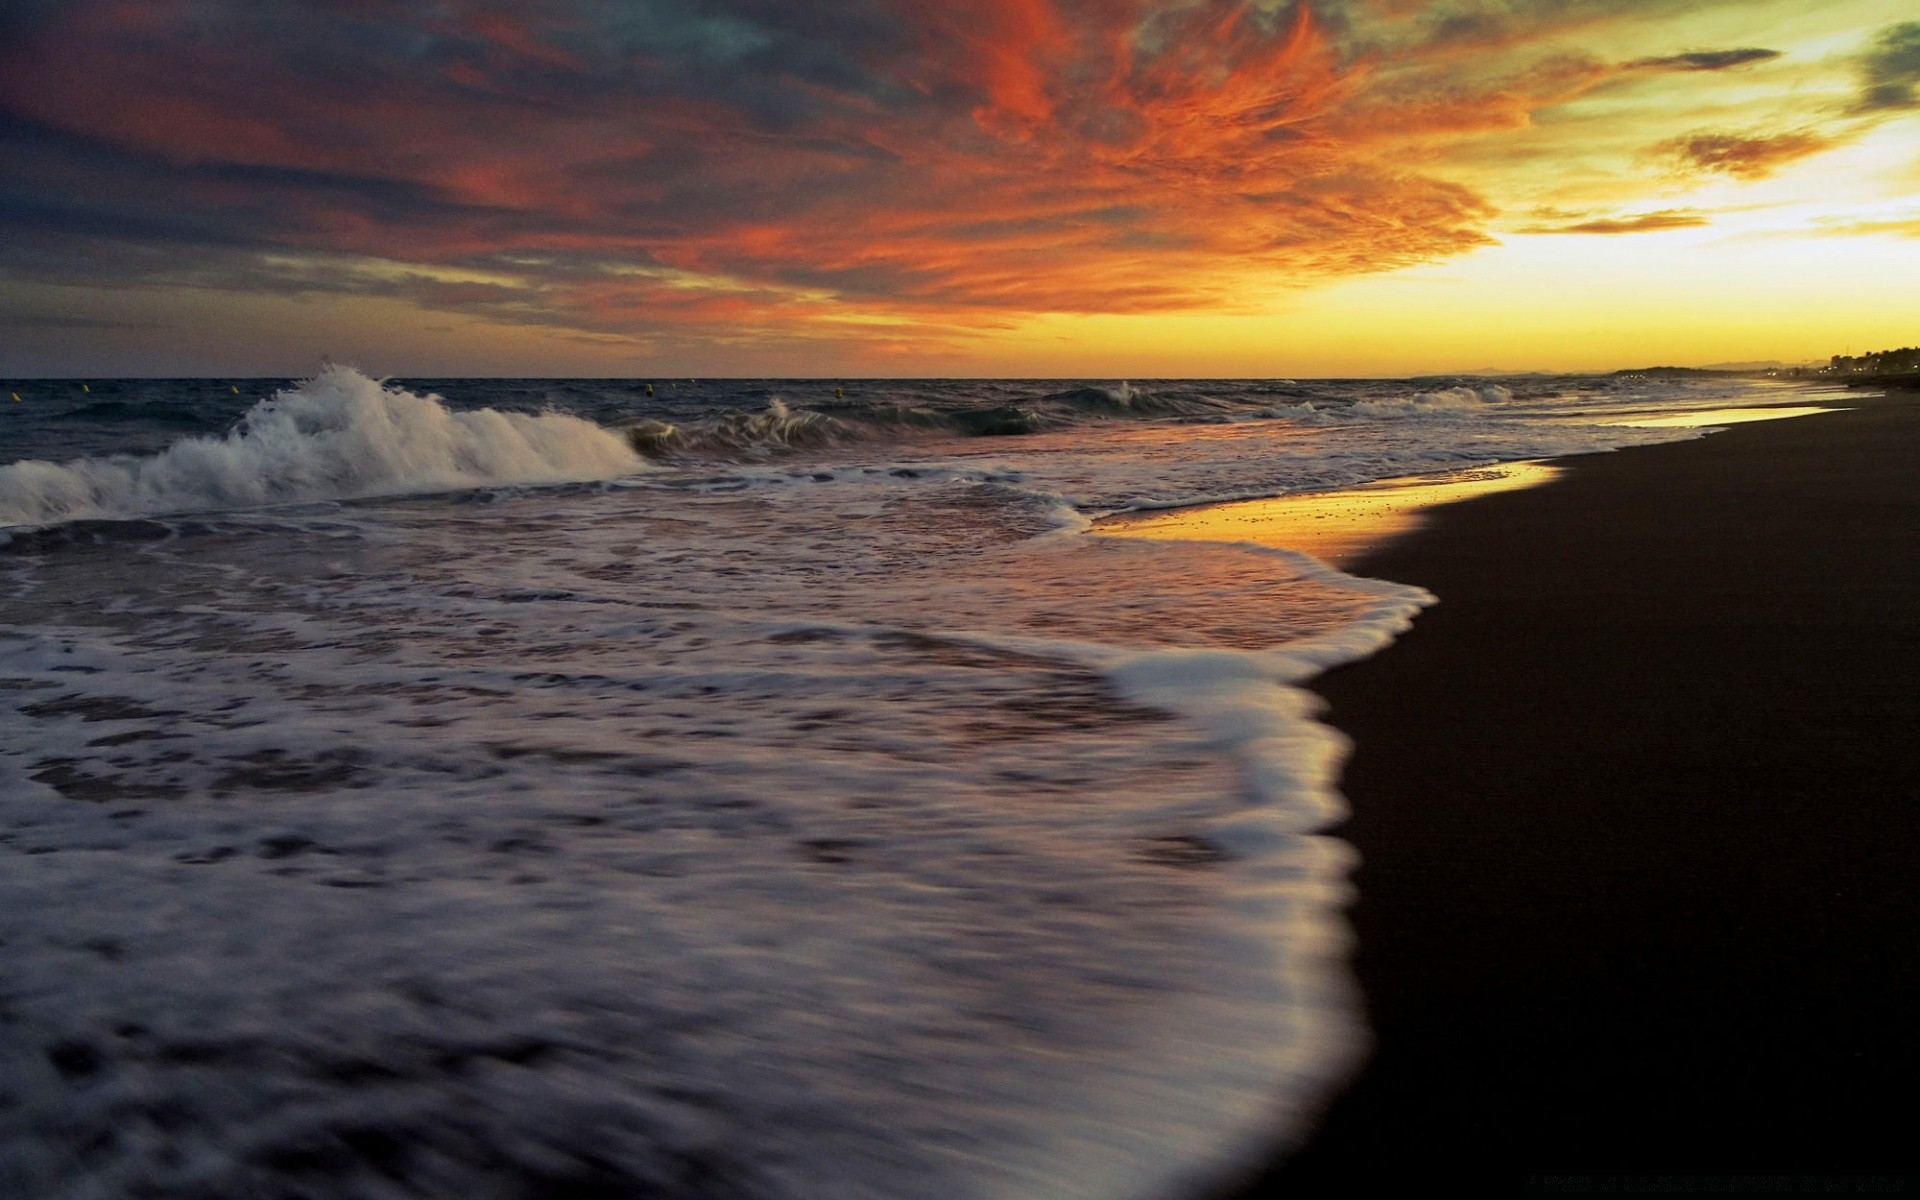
[1,0,1916,376]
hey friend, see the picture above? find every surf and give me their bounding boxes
[0,366,644,528]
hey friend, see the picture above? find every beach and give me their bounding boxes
[6,0,1918,1193]
[0,373,1897,1197]
[1207,390,1920,1191]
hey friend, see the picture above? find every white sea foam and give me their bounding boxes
[0,370,1814,1199]
[1273,383,1511,426]
[1352,382,1510,416]
[0,366,642,528]
[0,468,1425,1200]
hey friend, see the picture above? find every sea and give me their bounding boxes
[0,368,1826,1199]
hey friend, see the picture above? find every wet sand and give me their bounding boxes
[1213,393,1920,1191]
[1099,460,1561,571]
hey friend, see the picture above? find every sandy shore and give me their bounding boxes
[1202,392,1920,1191]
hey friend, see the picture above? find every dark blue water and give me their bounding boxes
[2,373,1637,463]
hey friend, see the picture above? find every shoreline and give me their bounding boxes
[1096,398,1844,571]
[1209,388,1920,1191]
[1098,461,1561,571]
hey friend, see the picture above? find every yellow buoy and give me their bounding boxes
[231,385,239,394]
[9,392,19,403]
[82,383,90,392]
[646,383,654,395]
[835,387,843,399]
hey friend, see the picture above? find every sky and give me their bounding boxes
[1,0,1917,377]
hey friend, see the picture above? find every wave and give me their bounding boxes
[846,401,1049,438]
[0,366,643,529]
[1347,383,1511,418]
[1273,383,1513,425]
[1047,382,1150,410]
[622,384,1270,461]
[625,397,853,458]
[624,397,1053,459]
[617,379,1525,467]
[65,399,217,428]
[1043,382,1246,419]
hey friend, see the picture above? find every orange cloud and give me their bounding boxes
[1653,131,1832,180]
[1808,215,1920,238]
[903,0,1072,132]
[1521,210,1709,234]
[0,0,1721,353]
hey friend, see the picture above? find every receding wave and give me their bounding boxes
[0,366,643,529]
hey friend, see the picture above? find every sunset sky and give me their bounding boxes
[2,0,1917,377]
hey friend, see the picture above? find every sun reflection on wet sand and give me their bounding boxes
[1605,405,1838,429]
[1096,461,1563,570]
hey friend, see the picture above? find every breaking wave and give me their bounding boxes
[627,399,1055,458]
[622,383,1314,460]
[1273,384,1513,425]
[1348,383,1511,418]
[0,366,643,528]
[1043,382,1245,418]
[625,397,851,457]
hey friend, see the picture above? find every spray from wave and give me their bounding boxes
[0,366,643,529]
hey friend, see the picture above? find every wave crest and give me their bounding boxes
[1349,384,1511,418]
[0,366,642,529]
[1276,384,1513,425]
[625,397,854,458]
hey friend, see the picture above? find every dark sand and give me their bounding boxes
[1228,392,1920,1192]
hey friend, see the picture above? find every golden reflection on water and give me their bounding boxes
[1096,461,1561,570]
[1606,405,1837,428]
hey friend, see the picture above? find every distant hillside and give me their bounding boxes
[1613,360,1826,377]
[1611,366,1738,378]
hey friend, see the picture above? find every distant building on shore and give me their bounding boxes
[1827,346,1920,374]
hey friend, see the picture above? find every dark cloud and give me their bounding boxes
[0,311,164,330]
[1338,0,1751,57]
[1626,48,1780,72]
[1858,21,1920,110]
[1654,131,1831,180]
[1522,210,1708,235]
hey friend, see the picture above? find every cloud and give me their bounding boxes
[0,3,1541,325]
[1807,214,1920,239]
[0,0,1793,356]
[1857,21,1920,111]
[1653,131,1831,180]
[1626,48,1780,72]
[0,310,164,330]
[1521,209,1708,235]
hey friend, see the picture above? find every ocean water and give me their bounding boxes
[0,368,1815,1199]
